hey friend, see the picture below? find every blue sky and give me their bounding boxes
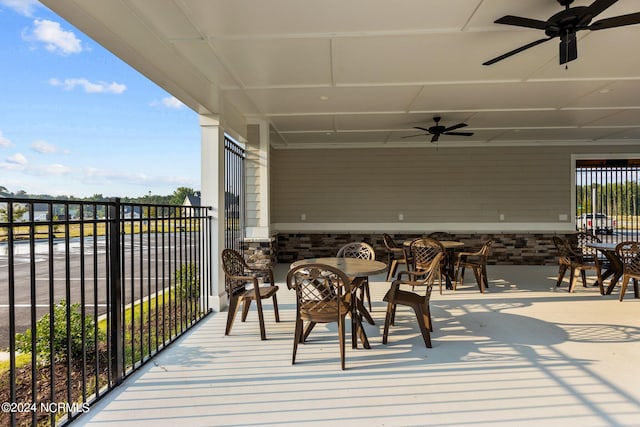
[0,0,200,198]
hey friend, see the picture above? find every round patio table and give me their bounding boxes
[289,257,387,349]
[290,257,387,277]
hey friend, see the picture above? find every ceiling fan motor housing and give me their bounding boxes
[484,0,640,66]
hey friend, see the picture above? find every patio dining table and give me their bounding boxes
[289,257,387,349]
[586,242,622,295]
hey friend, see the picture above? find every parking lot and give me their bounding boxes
[0,234,179,349]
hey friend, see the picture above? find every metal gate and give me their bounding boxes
[224,136,245,251]
[576,159,640,243]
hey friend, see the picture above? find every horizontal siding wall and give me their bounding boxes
[270,145,635,231]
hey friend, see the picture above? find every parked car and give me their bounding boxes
[576,213,616,234]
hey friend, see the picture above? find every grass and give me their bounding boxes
[1,290,201,374]
[0,292,203,427]
[0,219,203,242]
[0,352,31,372]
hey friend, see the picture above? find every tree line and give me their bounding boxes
[0,185,198,206]
[576,182,640,216]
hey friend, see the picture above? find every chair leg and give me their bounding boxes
[225,295,242,336]
[387,259,398,281]
[382,303,393,345]
[424,300,433,332]
[473,266,484,293]
[382,284,398,344]
[338,316,346,370]
[241,299,251,322]
[292,317,303,364]
[254,296,267,340]
[272,294,280,322]
[303,322,316,342]
[412,303,432,348]
[580,270,588,287]
[556,265,568,287]
[619,276,630,301]
[568,268,579,293]
[634,279,639,299]
[453,265,460,290]
[390,304,396,325]
[482,265,489,289]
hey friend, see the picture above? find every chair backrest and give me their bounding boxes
[286,263,351,321]
[572,232,601,258]
[615,241,640,277]
[383,233,399,250]
[409,238,444,284]
[337,242,376,260]
[479,239,494,260]
[221,248,248,295]
[553,236,581,263]
[553,235,570,257]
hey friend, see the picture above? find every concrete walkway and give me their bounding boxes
[72,265,640,427]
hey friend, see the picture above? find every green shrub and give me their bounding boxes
[15,300,104,364]
[175,263,200,300]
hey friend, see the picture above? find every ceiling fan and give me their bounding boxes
[483,0,640,66]
[403,117,474,143]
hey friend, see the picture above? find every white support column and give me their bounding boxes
[245,120,271,239]
[200,114,226,312]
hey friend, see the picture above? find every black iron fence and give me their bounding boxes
[576,158,640,242]
[0,198,212,427]
[224,136,245,252]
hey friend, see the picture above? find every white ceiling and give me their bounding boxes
[41,0,640,149]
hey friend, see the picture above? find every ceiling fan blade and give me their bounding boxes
[586,0,618,18]
[413,126,431,132]
[588,12,640,30]
[483,37,553,65]
[559,32,577,64]
[431,134,440,143]
[494,15,548,30]
[402,134,428,139]
[443,123,467,132]
[444,132,474,137]
[577,0,618,27]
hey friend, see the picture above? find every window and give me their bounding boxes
[575,158,640,242]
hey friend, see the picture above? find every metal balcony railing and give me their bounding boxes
[0,198,212,427]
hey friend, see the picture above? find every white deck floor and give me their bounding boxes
[73,265,640,427]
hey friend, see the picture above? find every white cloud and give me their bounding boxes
[0,0,40,17]
[0,131,11,147]
[162,96,185,109]
[49,78,126,94]
[84,167,149,183]
[82,167,194,189]
[1,152,72,177]
[7,152,28,165]
[31,140,57,154]
[151,96,185,109]
[33,163,71,176]
[27,19,82,55]
[1,152,28,170]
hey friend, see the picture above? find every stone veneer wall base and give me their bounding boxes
[274,232,579,266]
[239,237,277,269]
